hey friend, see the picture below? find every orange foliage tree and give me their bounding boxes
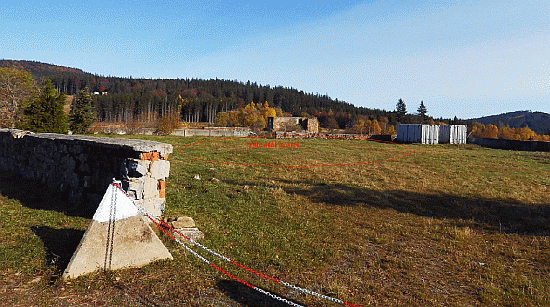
[472,122,549,141]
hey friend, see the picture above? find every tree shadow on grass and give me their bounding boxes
[216,280,300,307]
[224,178,550,236]
[0,171,95,218]
[285,180,550,236]
[30,226,85,280]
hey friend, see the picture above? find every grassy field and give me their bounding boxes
[1,135,549,306]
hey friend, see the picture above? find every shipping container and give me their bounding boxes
[438,125,467,144]
[396,124,439,144]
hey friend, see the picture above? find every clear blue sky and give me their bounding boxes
[1,0,549,119]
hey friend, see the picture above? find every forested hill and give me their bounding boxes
[469,111,550,134]
[1,59,398,127]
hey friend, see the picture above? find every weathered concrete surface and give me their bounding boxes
[62,184,172,279]
[62,215,173,279]
[174,228,204,241]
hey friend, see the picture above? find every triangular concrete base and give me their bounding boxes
[62,183,172,279]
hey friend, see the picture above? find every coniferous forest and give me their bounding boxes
[1,60,461,129]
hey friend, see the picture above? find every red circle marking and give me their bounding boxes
[179,135,411,168]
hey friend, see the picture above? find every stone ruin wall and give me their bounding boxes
[0,129,172,217]
[271,117,319,133]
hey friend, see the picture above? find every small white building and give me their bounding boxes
[396,124,467,144]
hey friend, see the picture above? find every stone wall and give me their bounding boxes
[171,128,251,137]
[268,117,319,133]
[0,129,172,217]
[90,126,252,137]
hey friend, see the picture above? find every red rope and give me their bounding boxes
[113,183,365,306]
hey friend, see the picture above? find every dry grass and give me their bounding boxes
[1,136,549,306]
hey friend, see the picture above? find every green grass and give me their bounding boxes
[1,135,550,306]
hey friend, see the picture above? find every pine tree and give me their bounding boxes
[22,79,69,133]
[69,89,95,134]
[417,100,427,122]
[396,99,406,123]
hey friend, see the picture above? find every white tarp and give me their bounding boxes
[449,125,467,144]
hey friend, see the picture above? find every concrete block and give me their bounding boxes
[150,160,170,180]
[127,159,150,177]
[174,228,204,241]
[171,216,195,228]
[126,179,144,199]
[135,198,165,217]
[143,177,159,199]
[62,185,172,279]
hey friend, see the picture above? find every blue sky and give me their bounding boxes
[1,0,549,119]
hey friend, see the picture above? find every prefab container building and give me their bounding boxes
[396,124,439,144]
[438,125,468,144]
[397,124,467,144]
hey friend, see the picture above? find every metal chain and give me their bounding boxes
[112,182,363,307]
[104,183,117,270]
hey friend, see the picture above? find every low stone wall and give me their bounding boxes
[90,126,252,137]
[0,129,172,217]
[469,137,550,152]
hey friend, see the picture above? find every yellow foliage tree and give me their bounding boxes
[517,126,535,140]
[352,119,365,134]
[364,119,381,135]
[482,124,498,138]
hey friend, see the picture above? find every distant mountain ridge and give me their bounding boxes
[469,111,550,134]
[1,59,399,127]
[0,59,88,77]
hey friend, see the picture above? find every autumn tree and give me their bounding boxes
[21,79,69,133]
[69,89,95,134]
[473,124,498,139]
[364,119,381,135]
[259,101,276,121]
[379,116,389,134]
[498,125,516,140]
[241,102,266,130]
[517,126,535,140]
[0,67,37,128]
[485,125,498,138]
[214,111,230,126]
[323,110,339,130]
[351,119,365,134]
